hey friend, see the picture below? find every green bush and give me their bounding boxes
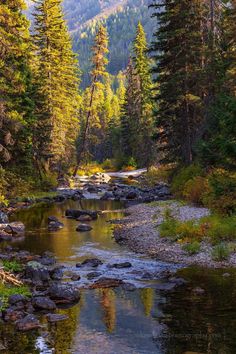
[204,215,236,244]
[183,241,201,255]
[101,159,117,171]
[212,243,230,261]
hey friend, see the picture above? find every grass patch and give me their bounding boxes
[0,283,30,310]
[159,212,236,245]
[212,243,231,261]
[182,241,201,255]
[3,260,23,273]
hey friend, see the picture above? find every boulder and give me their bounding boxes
[39,254,56,266]
[25,261,51,284]
[65,209,98,220]
[32,296,56,311]
[4,308,24,322]
[16,314,41,331]
[48,284,80,304]
[0,212,9,223]
[46,314,69,323]
[76,224,93,232]
[50,266,64,280]
[4,222,25,236]
[8,295,29,305]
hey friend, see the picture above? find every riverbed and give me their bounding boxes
[1,198,236,353]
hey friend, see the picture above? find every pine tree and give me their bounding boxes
[121,59,140,159]
[0,0,33,166]
[74,24,109,175]
[33,0,80,173]
[198,0,236,168]
[150,0,207,165]
[133,22,154,166]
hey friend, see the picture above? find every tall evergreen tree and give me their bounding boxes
[33,0,80,173]
[150,0,207,165]
[121,59,140,159]
[74,24,109,175]
[198,0,236,168]
[0,0,33,166]
[133,22,154,166]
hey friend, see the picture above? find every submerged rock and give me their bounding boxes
[81,258,103,268]
[48,284,80,304]
[70,273,81,281]
[90,277,124,289]
[109,262,132,269]
[48,217,64,231]
[66,209,98,220]
[77,215,93,222]
[46,314,69,323]
[86,271,102,280]
[76,224,93,232]
[122,283,136,292]
[16,314,41,331]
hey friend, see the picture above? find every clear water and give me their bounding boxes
[0,200,235,353]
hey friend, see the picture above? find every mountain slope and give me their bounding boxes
[26,0,155,86]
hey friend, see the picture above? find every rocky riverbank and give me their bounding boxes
[113,201,236,268]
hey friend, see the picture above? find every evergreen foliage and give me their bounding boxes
[33,0,80,173]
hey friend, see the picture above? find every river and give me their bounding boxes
[1,198,236,353]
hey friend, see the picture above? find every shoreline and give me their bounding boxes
[113,201,236,269]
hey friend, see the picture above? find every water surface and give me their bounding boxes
[1,199,235,353]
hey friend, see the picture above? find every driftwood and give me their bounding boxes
[0,269,23,286]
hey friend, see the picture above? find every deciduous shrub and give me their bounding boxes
[182,176,209,205]
[171,164,203,197]
[202,169,236,215]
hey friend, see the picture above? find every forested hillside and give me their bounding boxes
[27,0,154,87]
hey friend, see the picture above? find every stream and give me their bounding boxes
[1,197,236,353]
